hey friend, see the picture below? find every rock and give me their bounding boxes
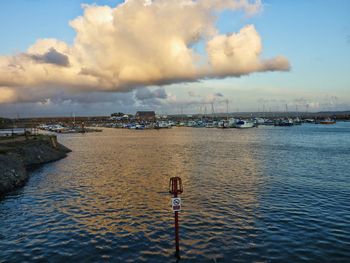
[0,135,71,197]
[0,153,27,195]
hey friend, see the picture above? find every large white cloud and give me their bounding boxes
[205,25,289,77]
[0,0,290,104]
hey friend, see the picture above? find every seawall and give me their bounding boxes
[0,135,71,197]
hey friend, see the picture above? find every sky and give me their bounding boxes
[0,0,349,117]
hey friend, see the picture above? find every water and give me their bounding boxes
[1,123,350,262]
[0,128,27,137]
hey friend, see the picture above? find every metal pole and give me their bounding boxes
[175,210,180,259]
[174,181,180,259]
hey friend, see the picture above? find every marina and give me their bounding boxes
[29,112,345,133]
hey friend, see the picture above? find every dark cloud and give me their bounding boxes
[214,92,224,97]
[152,88,167,99]
[0,91,137,117]
[135,88,168,101]
[2,86,136,106]
[44,91,136,107]
[0,101,136,118]
[28,48,70,67]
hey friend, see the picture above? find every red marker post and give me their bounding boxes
[169,177,183,260]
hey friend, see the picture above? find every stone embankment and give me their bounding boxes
[0,135,71,196]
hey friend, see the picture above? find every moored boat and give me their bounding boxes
[319,118,336,125]
[234,120,255,129]
[217,120,229,128]
[155,121,170,129]
[228,118,238,128]
[274,118,294,126]
[205,122,215,128]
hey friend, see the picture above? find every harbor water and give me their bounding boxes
[1,123,350,262]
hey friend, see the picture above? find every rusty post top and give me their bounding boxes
[169,177,183,195]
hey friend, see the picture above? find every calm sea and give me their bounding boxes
[1,123,350,262]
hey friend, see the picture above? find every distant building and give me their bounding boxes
[135,111,156,121]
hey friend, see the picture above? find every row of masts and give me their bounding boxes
[198,103,313,115]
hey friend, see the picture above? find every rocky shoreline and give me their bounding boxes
[0,135,71,197]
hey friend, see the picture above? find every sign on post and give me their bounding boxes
[171,197,181,211]
[169,176,183,259]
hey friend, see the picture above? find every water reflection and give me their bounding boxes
[178,129,265,260]
[48,128,266,261]
[54,129,196,260]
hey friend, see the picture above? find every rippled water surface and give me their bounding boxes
[1,123,350,262]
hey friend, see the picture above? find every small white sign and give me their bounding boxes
[171,197,181,211]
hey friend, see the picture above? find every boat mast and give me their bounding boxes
[211,102,215,121]
[226,99,229,120]
[180,106,183,123]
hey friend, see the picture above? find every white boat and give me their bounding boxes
[205,122,215,128]
[186,121,196,127]
[235,120,255,128]
[135,124,145,129]
[274,118,294,126]
[254,117,266,125]
[168,121,176,126]
[50,124,68,133]
[228,118,238,128]
[155,121,170,129]
[38,124,50,130]
[217,120,229,128]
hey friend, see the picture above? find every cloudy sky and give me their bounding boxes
[0,0,349,117]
